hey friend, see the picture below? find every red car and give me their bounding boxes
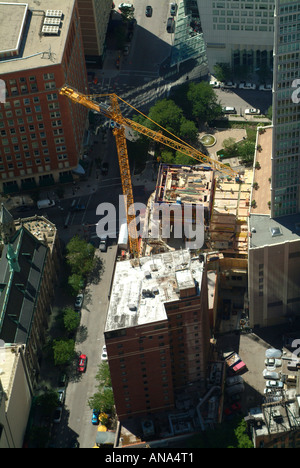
[224,402,241,416]
[78,354,87,372]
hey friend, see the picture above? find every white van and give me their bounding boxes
[37,199,55,209]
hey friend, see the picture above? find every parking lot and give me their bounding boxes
[214,87,272,117]
[217,325,300,414]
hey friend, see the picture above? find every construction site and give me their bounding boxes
[59,86,256,445]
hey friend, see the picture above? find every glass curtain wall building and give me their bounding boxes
[271,0,300,217]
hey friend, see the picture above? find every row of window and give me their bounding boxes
[214,23,272,31]
[213,8,274,16]
[0,154,69,171]
[5,75,55,97]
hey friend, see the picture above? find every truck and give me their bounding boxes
[224,351,246,375]
[37,199,55,209]
[118,222,128,250]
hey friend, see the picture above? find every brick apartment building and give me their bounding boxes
[104,250,211,421]
[0,0,88,194]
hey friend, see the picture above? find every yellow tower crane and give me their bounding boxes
[59,85,239,258]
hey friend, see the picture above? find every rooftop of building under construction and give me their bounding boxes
[105,249,205,332]
[209,168,253,255]
[154,164,214,208]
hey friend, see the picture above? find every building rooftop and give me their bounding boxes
[209,168,252,254]
[0,0,75,73]
[250,126,272,216]
[154,164,214,209]
[0,343,23,404]
[0,225,48,344]
[249,213,300,249]
[14,215,57,252]
[0,2,28,57]
[105,250,205,332]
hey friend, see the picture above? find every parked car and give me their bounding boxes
[262,369,280,380]
[99,235,108,252]
[259,84,272,91]
[222,81,237,89]
[222,106,236,114]
[170,3,178,15]
[92,409,100,425]
[58,372,68,388]
[239,82,256,90]
[226,375,244,387]
[266,348,282,359]
[75,293,84,311]
[101,345,108,361]
[57,388,66,406]
[245,108,260,115]
[53,407,62,423]
[225,383,244,396]
[224,401,241,416]
[118,3,134,11]
[209,80,220,88]
[145,5,152,16]
[77,354,87,372]
[265,358,282,370]
[266,380,284,389]
[167,17,175,33]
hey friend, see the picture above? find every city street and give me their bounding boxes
[50,245,118,448]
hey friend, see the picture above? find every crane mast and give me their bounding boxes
[59,85,239,258]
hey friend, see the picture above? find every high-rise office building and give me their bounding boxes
[77,0,113,67]
[196,0,275,74]
[0,0,88,194]
[271,0,300,217]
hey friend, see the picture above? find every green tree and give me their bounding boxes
[52,339,75,366]
[63,307,80,333]
[88,387,115,413]
[266,105,272,121]
[95,362,112,387]
[234,419,253,448]
[66,236,95,278]
[186,82,223,125]
[68,273,84,296]
[239,140,256,166]
[147,98,184,135]
[223,137,239,156]
[88,362,114,413]
[179,117,198,142]
[213,62,232,82]
[160,149,175,164]
[174,151,196,166]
